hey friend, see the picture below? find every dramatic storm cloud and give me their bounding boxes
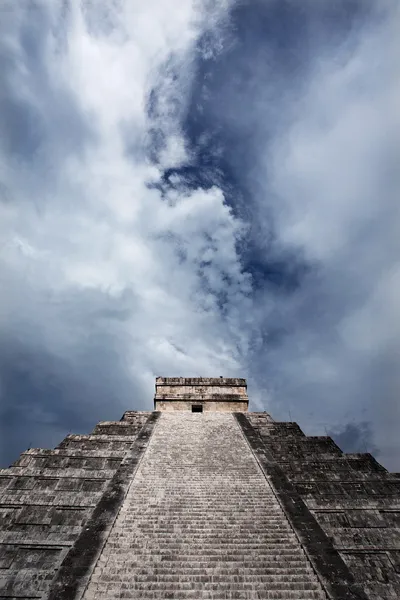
[1,0,399,469]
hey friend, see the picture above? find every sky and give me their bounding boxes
[0,0,399,470]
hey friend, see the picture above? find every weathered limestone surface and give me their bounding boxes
[247,413,400,600]
[154,377,249,412]
[156,377,247,388]
[1,376,399,600]
[0,412,149,599]
[82,412,327,599]
[155,400,249,412]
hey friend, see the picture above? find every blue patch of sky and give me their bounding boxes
[145,0,375,298]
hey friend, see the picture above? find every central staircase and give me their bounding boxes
[83,412,327,599]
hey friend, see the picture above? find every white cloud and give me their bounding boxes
[0,0,250,452]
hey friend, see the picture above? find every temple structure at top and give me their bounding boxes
[154,376,248,412]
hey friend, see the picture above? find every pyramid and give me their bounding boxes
[0,378,399,599]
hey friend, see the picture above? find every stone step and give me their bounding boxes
[120,523,292,527]
[98,582,324,592]
[112,538,305,544]
[99,561,315,570]
[119,509,294,513]
[122,511,290,516]
[105,575,319,583]
[101,575,319,592]
[111,530,300,536]
[86,587,325,600]
[105,544,308,552]
[98,564,316,573]
[129,506,279,508]
[103,555,313,563]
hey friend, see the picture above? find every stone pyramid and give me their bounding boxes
[0,378,399,599]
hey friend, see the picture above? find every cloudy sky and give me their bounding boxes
[1,0,399,469]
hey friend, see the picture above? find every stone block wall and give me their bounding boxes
[154,400,249,412]
[0,411,149,599]
[246,412,400,600]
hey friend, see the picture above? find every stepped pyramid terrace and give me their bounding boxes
[0,377,399,600]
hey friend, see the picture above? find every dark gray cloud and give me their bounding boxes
[0,287,148,465]
[327,422,379,456]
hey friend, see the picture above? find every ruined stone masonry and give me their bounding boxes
[0,377,399,599]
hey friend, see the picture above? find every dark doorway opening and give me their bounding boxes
[192,405,203,413]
